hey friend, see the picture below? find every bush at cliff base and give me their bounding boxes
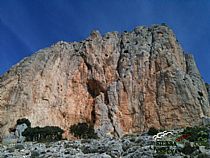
[148,127,159,135]
[69,123,98,139]
[22,126,64,142]
[181,126,208,143]
[16,118,31,127]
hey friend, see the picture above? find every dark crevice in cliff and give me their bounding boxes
[198,91,204,97]
[40,55,50,77]
[150,29,162,128]
[87,79,106,98]
[17,73,21,85]
[104,91,109,105]
[206,84,209,91]
[155,72,165,128]
[85,61,92,71]
[88,82,109,126]
[91,103,96,124]
[149,29,155,74]
[206,84,210,103]
[185,56,190,75]
[116,37,124,78]
[107,108,120,137]
[80,53,92,71]
[41,97,49,102]
[79,42,92,72]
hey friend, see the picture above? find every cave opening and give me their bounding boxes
[87,79,105,98]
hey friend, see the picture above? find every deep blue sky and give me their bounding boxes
[0,0,210,83]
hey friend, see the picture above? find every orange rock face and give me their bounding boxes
[0,25,209,138]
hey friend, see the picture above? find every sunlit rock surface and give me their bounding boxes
[0,24,209,138]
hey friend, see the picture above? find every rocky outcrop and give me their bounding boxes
[0,24,209,138]
[0,136,157,158]
[206,84,210,103]
[1,130,210,158]
[2,123,27,144]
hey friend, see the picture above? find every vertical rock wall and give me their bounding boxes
[0,24,209,138]
[206,84,210,103]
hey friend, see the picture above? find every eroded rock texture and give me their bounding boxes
[0,24,209,138]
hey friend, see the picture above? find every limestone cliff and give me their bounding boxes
[206,84,210,103]
[0,24,209,138]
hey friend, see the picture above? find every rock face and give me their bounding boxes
[0,24,209,138]
[1,130,210,158]
[206,84,210,103]
[2,123,28,144]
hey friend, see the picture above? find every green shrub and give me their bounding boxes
[23,126,64,142]
[148,127,159,135]
[69,123,98,139]
[180,142,196,155]
[16,118,31,127]
[182,126,208,143]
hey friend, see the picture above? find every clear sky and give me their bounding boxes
[0,0,210,83]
